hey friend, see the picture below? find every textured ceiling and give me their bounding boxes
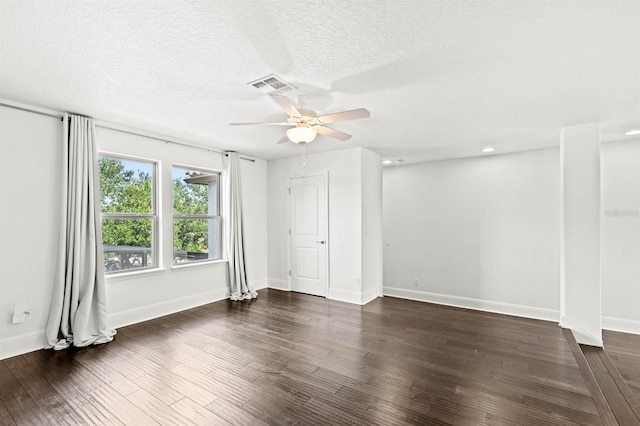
[1,1,639,163]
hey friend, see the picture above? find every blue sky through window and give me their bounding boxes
[119,160,190,181]
[120,159,152,177]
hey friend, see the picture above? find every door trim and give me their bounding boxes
[287,171,329,297]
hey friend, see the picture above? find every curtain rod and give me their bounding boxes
[0,100,256,162]
[224,153,256,162]
[0,100,64,120]
[96,122,255,162]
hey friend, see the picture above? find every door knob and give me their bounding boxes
[316,240,326,244]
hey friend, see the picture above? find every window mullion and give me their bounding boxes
[102,213,156,219]
[173,214,218,220]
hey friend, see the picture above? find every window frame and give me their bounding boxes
[98,152,159,274]
[172,163,222,265]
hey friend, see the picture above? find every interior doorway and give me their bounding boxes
[289,174,328,297]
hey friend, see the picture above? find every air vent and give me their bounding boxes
[247,74,296,94]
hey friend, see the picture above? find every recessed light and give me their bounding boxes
[482,147,495,153]
[395,159,404,164]
[382,160,393,165]
[625,129,640,136]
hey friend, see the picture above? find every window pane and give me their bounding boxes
[99,157,153,214]
[173,218,220,264]
[172,167,218,215]
[102,218,154,272]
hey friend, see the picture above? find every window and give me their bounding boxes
[99,156,157,273]
[172,166,221,264]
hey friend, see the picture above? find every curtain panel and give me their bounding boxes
[224,152,257,301]
[45,114,116,350]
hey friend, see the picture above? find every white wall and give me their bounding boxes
[383,149,561,321]
[267,147,383,304]
[240,157,268,291]
[601,139,640,334]
[268,148,362,301]
[0,106,268,359]
[0,107,63,359]
[361,148,383,303]
[560,123,602,346]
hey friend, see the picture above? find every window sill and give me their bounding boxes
[171,259,228,271]
[106,267,166,282]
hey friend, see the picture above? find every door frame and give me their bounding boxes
[287,170,330,297]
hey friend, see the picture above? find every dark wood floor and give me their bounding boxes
[604,331,640,405]
[603,330,640,422]
[0,289,625,425]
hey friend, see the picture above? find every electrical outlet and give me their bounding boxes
[11,304,29,324]
[414,279,419,287]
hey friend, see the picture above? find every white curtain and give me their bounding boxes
[223,152,257,301]
[45,114,116,350]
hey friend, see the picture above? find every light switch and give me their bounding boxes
[12,304,27,324]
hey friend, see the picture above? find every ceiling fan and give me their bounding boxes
[230,94,370,145]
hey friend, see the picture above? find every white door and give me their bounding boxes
[289,175,328,297]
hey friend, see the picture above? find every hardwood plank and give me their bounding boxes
[360,405,421,426]
[582,345,640,425]
[565,329,618,426]
[0,289,620,425]
[74,353,142,396]
[133,374,186,405]
[204,397,268,426]
[18,373,88,425]
[42,367,121,424]
[604,330,640,413]
[597,345,640,422]
[127,389,195,425]
[90,384,159,426]
[3,355,43,380]
[0,381,52,425]
[370,399,453,425]
[301,397,368,425]
[136,370,218,407]
[0,400,16,426]
[0,362,18,387]
[170,397,229,425]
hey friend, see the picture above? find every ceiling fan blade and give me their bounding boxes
[277,134,290,144]
[318,108,370,124]
[316,126,352,141]
[229,121,291,126]
[270,94,301,117]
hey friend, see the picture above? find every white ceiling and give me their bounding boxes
[1,1,639,163]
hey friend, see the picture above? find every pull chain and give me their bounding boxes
[303,143,307,169]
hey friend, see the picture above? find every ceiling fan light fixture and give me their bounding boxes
[287,125,317,144]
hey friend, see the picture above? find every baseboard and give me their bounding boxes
[383,286,559,322]
[267,282,378,306]
[251,279,268,290]
[1,286,249,360]
[0,330,47,360]
[328,288,363,305]
[565,325,603,347]
[603,316,640,335]
[268,278,289,291]
[108,287,229,329]
[361,286,379,305]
